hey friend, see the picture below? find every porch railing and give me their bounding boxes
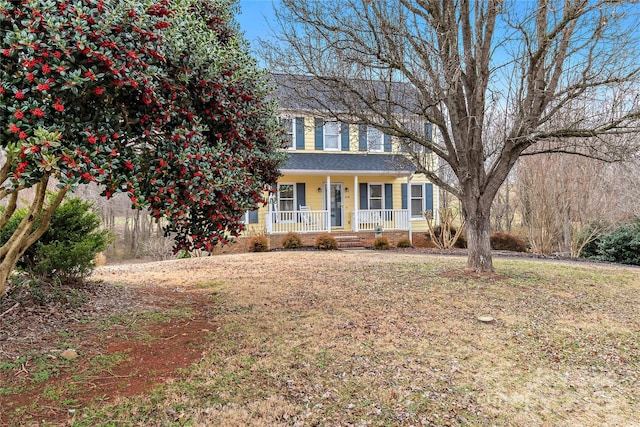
[265,209,410,233]
[353,209,409,231]
[265,210,329,234]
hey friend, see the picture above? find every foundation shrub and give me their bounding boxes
[373,237,390,250]
[281,232,302,249]
[248,235,269,252]
[314,234,338,250]
[396,238,412,248]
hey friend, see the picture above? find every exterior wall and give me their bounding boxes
[242,172,435,235]
[293,117,361,152]
[407,173,436,234]
[240,114,439,236]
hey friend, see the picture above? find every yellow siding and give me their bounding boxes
[304,117,314,151]
[241,114,438,236]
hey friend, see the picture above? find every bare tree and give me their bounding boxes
[264,0,640,272]
[491,170,518,232]
[517,152,629,257]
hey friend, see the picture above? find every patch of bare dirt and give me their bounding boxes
[0,280,217,426]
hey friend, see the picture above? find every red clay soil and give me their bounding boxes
[0,285,217,426]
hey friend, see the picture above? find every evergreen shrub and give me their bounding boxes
[247,235,269,252]
[314,234,338,250]
[373,237,390,250]
[281,232,302,249]
[0,198,112,282]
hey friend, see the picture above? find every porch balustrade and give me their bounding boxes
[265,210,329,234]
[264,209,410,233]
[353,209,409,232]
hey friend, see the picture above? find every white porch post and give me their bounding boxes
[407,175,413,245]
[326,175,331,233]
[435,184,440,225]
[353,175,359,232]
[266,188,273,234]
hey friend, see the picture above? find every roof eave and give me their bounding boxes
[280,169,414,177]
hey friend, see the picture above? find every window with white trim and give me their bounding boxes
[367,126,383,152]
[410,184,424,218]
[282,118,295,149]
[368,184,383,210]
[278,183,295,212]
[324,121,340,150]
[241,210,259,224]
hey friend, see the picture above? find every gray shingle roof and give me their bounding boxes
[281,152,416,176]
[269,74,419,115]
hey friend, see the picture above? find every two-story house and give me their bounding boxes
[242,74,439,248]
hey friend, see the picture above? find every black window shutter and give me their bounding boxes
[425,183,434,212]
[401,183,408,210]
[296,183,306,208]
[248,210,259,224]
[384,184,393,209]
[384,133,392,152]
[425,123,433,141]
[358,124,367,151]
[314,118,324,150]
[424,123,433,153]
[295,117,305,149]
[341,123,350,151]
[359,183,368,209]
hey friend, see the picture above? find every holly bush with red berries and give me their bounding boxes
[0,0,286,294]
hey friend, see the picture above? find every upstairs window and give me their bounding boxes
[367,126,384,152]
[324,121,340,150]
[359,125,390,152]
[282,118,295,149]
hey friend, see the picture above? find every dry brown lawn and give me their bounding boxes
[3,251,639,426]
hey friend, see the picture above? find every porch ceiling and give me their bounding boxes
[281,152,416,176]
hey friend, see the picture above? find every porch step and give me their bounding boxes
[334,235,367,250]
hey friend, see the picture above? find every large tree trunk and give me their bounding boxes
[461,195,494,273]
[0,179,67,295]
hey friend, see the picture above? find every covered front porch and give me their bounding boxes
[265,208,410,234]
[266,152,427,241]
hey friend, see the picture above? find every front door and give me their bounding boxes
[324,183,343,227]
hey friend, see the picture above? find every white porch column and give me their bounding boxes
[435,184,440,225]
[326,175,331,233]
[353,175,359,232]
[407,175,413,245]
[266,188,273,234]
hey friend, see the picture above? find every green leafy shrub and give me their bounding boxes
[177,250,192,259]
[281,232,302,249]
[583,221,640,265]
[314,234,338,250]
[490,232,528,252]
[0,198,112,283]
[373,237,390,250]
[396,237,412,248]
[578,223,608,259]
[248,235,269,252]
